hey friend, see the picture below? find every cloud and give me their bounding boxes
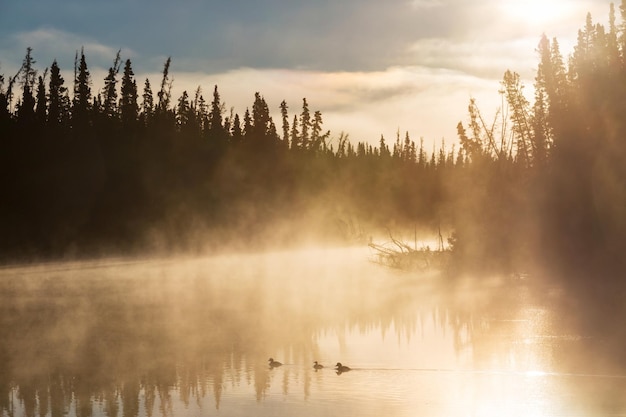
[161,65,502,145]
[1,0,612,150]
[54,0,462,73]
[0,0,613,77]
[410,0,444,9]
[0,27,135,75]
[161,1,425,73]
[408,37,542,80]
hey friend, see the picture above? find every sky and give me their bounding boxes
[0,0,613,148]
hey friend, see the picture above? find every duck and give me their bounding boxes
[335,362,351,373]
[268,358,283,368]
[313,361,324,370]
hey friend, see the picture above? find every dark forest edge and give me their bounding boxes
[2,3,626,292]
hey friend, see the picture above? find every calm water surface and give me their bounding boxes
[1,247,625,417]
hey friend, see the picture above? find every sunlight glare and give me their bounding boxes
[499,0,578,28]
[524,370,547,377]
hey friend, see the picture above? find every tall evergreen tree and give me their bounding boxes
[607,3,620,70]
[208,85,224,135]
[570,13,596,82]
[72,49,92,129]
[417,137,426,168]
[35,74,47,125]
[193,86,208,134]
[102,50,122,119]
[176,90,191,130]
[544,38,569,113]
[311,110,324,150]
[19,47,37,92]
[392,129,402,159]
[243,108,251,139]
[533,34,555,163]
[16,47,37,126]
[501,70,533,166]
[290,114,299,149]
[251,92,272,141]
[48,60,69,128]
[140,78,154,126]
[280,100,289,144]
[157,57,172,114]
[300,98,310,148]
[379,135,390,158]
[120,59,138,128]
[311,110,327,151]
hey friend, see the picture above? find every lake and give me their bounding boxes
[1,246,625,417]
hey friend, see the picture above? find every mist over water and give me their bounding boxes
[2,247,626,417]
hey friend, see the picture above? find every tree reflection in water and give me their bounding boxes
[1,250,626,417]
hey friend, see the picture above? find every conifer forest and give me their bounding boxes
[1,5,626,294]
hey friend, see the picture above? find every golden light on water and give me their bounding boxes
[2,248,626,416]
[524,370,547,377]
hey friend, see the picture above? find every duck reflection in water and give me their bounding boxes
[313,361,324,371]
[335,362,351,374]
[268,358,283,368]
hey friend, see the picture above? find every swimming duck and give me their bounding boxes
[313,361,324,370]
[335,362,351,373]
[268,358,283,368]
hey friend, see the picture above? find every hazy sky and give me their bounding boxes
[0,0,612,147]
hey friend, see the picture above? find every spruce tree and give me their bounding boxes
[280,100,289,143]
[607,3,620,70]
[300,98,310,148]
[120,59,138,128]
[17,48,37,126]
[208,85,224,135]
[501,71,533,166]
[251,92,271,140]
[231,113,243,142]
[157,57,172,114]
[194,86,208,134]
[533,34,554,163]
[290,114,299,149]
[35,74,47,125]
[311,110,322,149]
[102,50,121,119]
[72,49,92,130]
[176,90,191,130]
[140,78,154,126]
[48,60,69,128]
[243,108,251,139]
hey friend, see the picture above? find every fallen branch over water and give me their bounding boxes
[368,231,450,271]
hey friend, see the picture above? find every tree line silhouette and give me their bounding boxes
[2,2,626,286]
[0,49,451,261]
